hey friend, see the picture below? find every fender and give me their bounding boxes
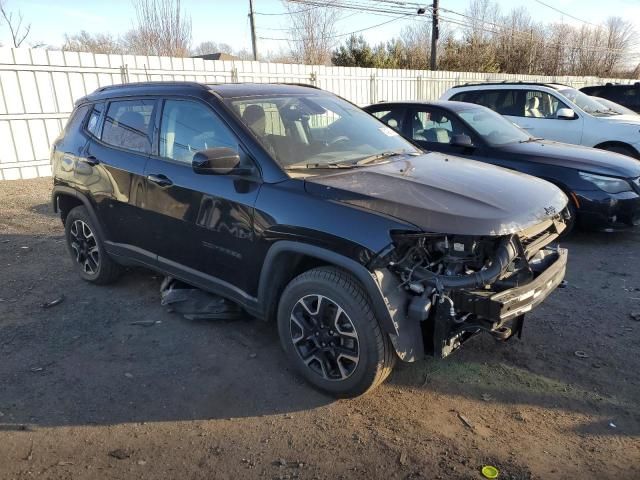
[258,241,398,336]
[51,185,108,240]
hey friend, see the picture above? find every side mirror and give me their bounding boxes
[556,108,576,120]
[192,147,249,175]
[450,133,474,148]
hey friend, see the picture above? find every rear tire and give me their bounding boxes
[277,266,395,397]
[64,206,121,285]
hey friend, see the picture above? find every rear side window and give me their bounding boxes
[65,105,90,133]
[451,89,523,116]
[102,99,156,154]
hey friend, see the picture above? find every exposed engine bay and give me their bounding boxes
[376,215,568,360]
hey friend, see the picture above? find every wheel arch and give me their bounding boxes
[52,186,107,239]
[593,141,640,159]
[257,241,397,337]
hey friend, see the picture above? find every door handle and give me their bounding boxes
[147,174,173,187]
[80,155,100,166]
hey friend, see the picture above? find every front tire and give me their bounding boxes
[277,267,395,397]
[64,206,121,284]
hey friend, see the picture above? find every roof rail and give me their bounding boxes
[450,81,571,89]
[96,81,209,93]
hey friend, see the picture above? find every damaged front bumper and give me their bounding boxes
[448,246,567,323]
[375,219,568,362]
[433,245,567,358]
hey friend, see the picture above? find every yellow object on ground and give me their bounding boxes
[482,465,499,479]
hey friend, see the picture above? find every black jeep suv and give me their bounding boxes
[52,82,568,397]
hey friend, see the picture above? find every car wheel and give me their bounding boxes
[277,266,395,397]
[600,144,639,159]
[64,206,121,284]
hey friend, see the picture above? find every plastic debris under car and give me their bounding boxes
[160,276,242,321]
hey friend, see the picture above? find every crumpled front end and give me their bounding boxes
[371,212,568,361]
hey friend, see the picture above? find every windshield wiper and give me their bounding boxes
[285,151,409,170]
[519,137,543,143]
[354,150,409,166]
[285,162,355,170]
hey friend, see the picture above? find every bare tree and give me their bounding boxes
[192,41,233,56]
[601,17,636,75]
[125,0,192,57]
[63,31,123,54]
[399,22,432,69]
[285,1,340,65]
[0,0,31,47]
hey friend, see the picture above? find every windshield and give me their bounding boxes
[224,92,419,170]
[457,106,531,145]
[559,88,617,116]
[593,96,638,116]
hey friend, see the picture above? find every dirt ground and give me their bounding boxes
[0,178,639,480]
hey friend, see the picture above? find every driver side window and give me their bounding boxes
[524,91,568,119]
[159,100,239,164]
[410,108,470,144]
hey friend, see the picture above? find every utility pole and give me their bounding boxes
[430,0,439,71]
[249,0,258,61]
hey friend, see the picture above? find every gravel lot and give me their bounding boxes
[1,178,639,480]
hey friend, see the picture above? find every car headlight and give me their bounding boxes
[578,172,632,194]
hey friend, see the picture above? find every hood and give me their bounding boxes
[497,140,640,178]
[304,153,567,236]
[599,114,640,126]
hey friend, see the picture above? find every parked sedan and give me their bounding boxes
[364,100,640,233]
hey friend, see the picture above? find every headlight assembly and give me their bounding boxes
[578,172,632,194]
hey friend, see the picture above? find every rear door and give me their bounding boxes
[83,98,158,258]
[142,97,261,295]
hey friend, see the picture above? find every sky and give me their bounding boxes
[1,0,639,58]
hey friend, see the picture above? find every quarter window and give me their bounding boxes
[159,100,238,164]
[86,103,104,137]
[101,100,155,153]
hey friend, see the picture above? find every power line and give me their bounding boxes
[532,0,598,27]
[438,7,633,55]
[255,0,341,16]
[259,12,416,42]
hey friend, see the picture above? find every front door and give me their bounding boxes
[507,90,583,145]
[143,98,261,295]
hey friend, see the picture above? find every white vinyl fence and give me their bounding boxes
[0,47,635,180]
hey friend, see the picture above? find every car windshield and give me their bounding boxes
[559,88,618,116]
[593,96,638,116]
[224,92,419,170]
[457,106,531,145]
